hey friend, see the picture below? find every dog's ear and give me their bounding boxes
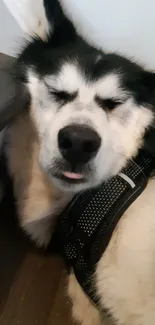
[43,0,77,45]
[134,70,155,108]
[141,71,155,158]
[140,70,155,94]
[144,127,155,159]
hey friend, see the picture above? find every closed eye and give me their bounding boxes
[95,95,123,111]
[50,88,78,103]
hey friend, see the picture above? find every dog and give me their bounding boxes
[4,0,155,324]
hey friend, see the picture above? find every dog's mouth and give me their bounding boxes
[52,171,86,184]
[48,158,92,186]
[63,171,84,180]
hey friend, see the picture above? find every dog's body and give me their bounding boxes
[68,178,155,325]
[4,1,155,324]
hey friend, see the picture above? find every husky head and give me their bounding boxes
[18,0,155,192]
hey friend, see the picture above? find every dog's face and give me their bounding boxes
[25,44,155,193]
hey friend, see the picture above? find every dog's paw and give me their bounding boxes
[22,217,54,247]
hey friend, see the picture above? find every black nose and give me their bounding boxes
[58,124,101,165]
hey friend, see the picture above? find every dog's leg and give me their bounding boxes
[12,159,63,247]
[68,272,108,325]
[7,114,70,246]
[22,215,56,247]
[14,152,69,246]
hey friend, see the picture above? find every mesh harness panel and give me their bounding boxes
[57,150,155,307]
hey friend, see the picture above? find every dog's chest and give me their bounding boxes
[56,150,155,308]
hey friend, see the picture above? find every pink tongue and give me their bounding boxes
[63,172,83,179]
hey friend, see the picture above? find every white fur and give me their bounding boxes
[27,62,153,193]
[68,272,103,325]
[96,178,155,325]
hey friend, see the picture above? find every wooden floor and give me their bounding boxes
[0,186,73,325]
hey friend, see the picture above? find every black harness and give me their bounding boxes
[57,150,155,307]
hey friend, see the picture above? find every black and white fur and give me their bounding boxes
[5,0,155,324]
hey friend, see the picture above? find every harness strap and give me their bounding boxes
[57,150,155,307]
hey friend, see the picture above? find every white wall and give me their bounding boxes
[1,0,155,70]
[0,0,24,56]
[65,0,155,70]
